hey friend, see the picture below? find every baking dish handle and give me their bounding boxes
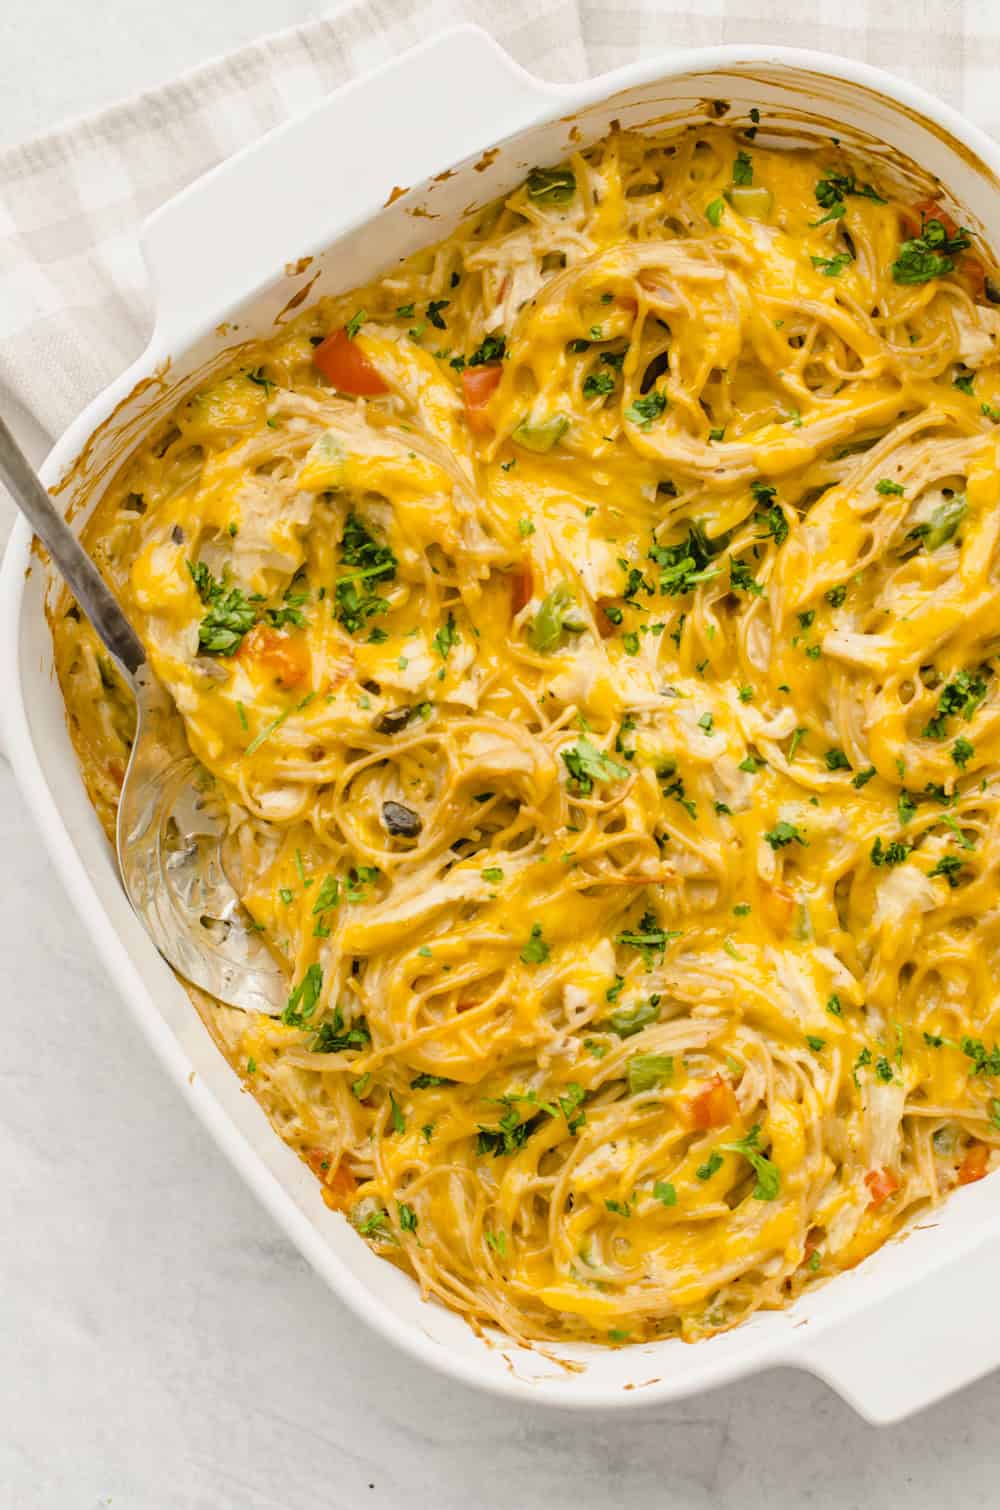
[141,25,565,344]
[794,1232,1000,1423]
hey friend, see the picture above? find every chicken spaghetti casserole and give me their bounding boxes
[53,119,1000,1347]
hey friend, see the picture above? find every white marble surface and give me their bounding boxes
[4,6,1000,1507]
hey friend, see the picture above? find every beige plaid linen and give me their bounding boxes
[0,0,998,456]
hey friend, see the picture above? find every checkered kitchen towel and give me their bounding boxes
[0,0,998,463]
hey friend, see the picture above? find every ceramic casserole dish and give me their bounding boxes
[4,27,1000,1421]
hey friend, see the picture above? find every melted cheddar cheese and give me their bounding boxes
[54,123,1000,1347]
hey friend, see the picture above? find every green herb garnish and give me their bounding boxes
[720,1123,781,1200]
[334,513,397,634]
[764,821,807,849]
[520,924,550,965]
[562,736,629,795]
[186,560,256,656]
[892,218,971,284]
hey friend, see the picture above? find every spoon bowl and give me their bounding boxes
[0,414,288,1015]
[117,668,287,1013]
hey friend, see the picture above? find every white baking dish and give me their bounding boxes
[4,27,1000,1423]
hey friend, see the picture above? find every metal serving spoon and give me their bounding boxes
[0,414,286,1015]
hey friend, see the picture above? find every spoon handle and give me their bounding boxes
[0,413,145,678]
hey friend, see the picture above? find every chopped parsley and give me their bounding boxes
[562,736,629,795]
[355,1208,394,1241]
[465,334,506,367]
[312,1006,370,1053]
[929,853,965,887]
[729,556,763,596]
[614,911,679,964]
[433,612,459,660]
[476,1103,541,1158]
[754,497,789,545]
[764,821,807,850]
[922,669,988,739]
[264,582,309,631]
[282,962,323,1028]
[892,218,972,284]
[583,370,616,399]
[648,522,724,596]
[477,1083,585,1157]
[625,391,668,428]
[810,252,852,278]
[962,1038,1000,1077]
[813,172,886,220]
[871,836,910,867]
[334,513,397,634]
[311,874,340,915]
[720,1124,781,1200]
[186,560,256,656]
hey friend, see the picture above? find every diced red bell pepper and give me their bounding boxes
[313,328,388,396]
